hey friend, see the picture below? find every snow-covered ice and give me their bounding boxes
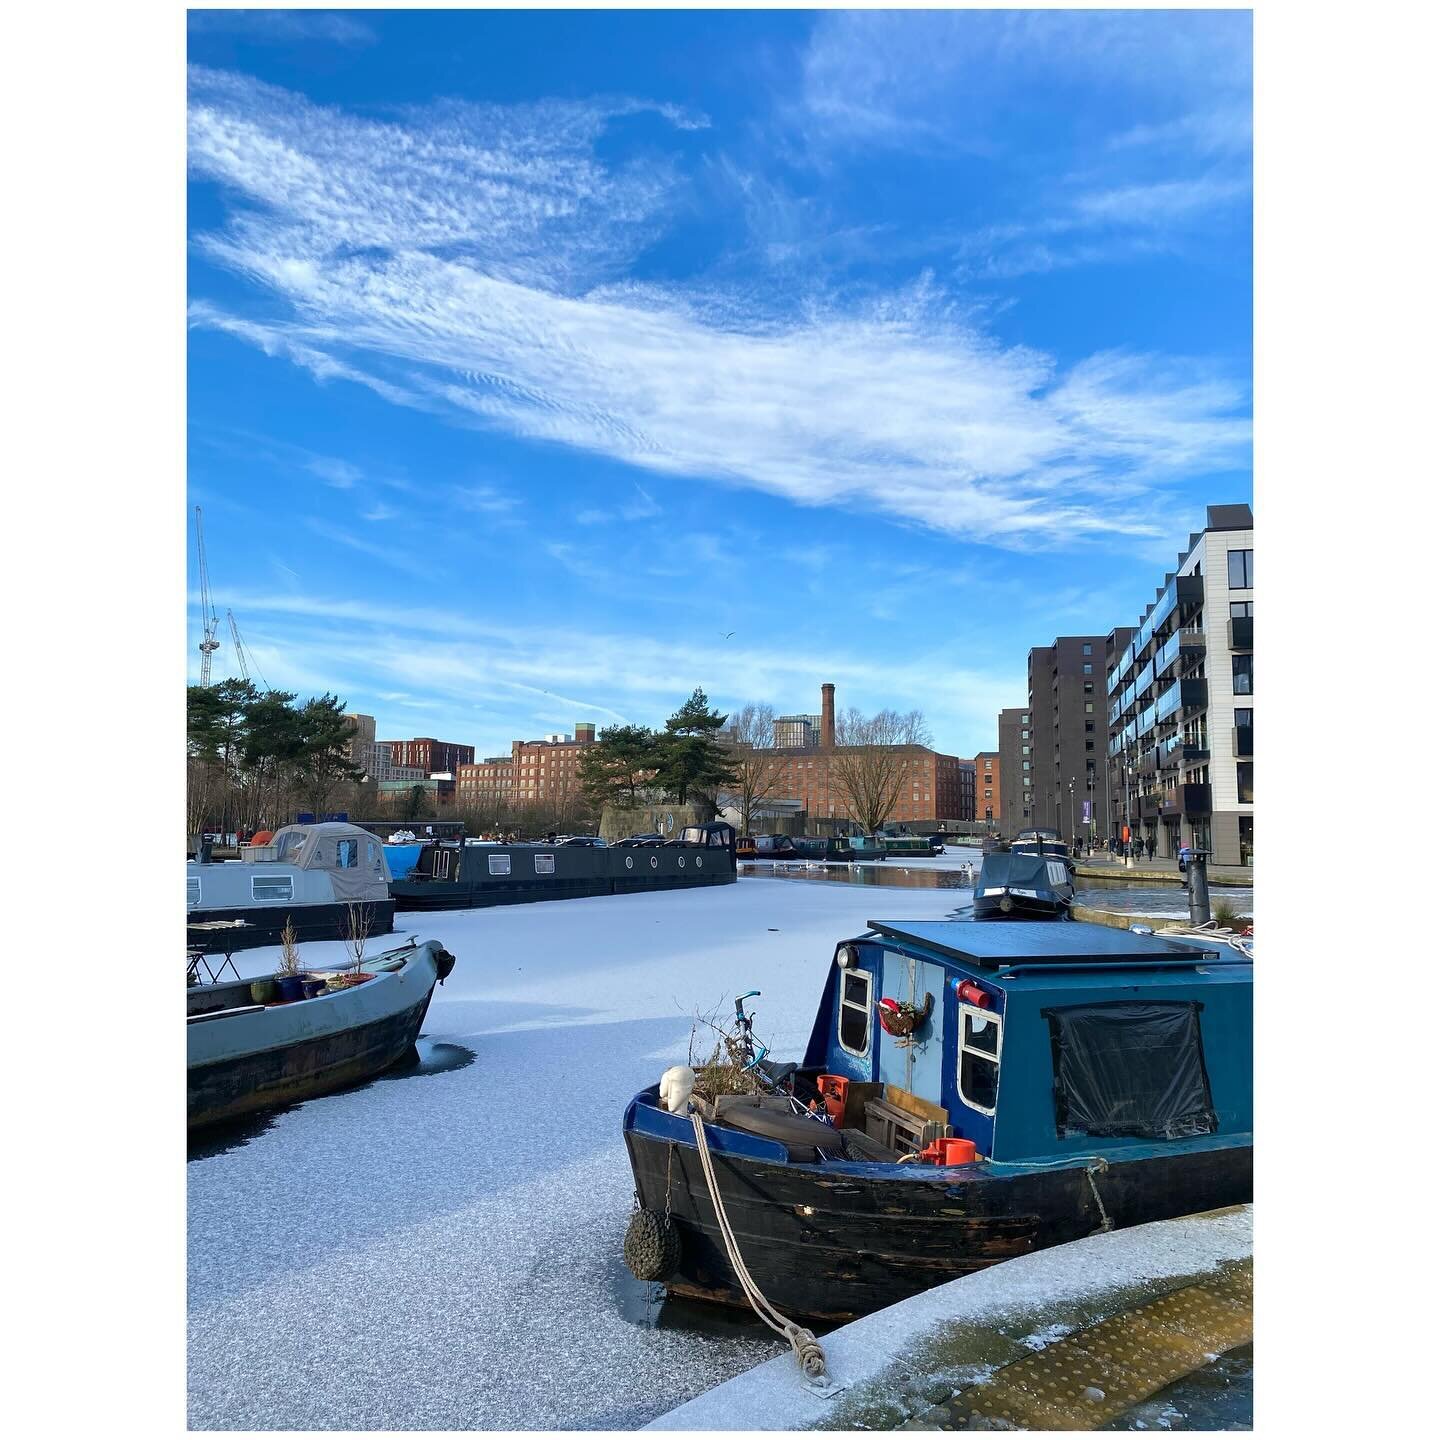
[187,875,970,1430]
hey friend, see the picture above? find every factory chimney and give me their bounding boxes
[820,682,836,749]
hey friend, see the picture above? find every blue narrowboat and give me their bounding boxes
[622,919,1251,1323]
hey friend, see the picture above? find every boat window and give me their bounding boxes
[1044,1002,1218,1140]
[959,1005,1002,1114]
[187,875,200,906]
[838,968,872,1056]
[535,854,555,874]
[367,841,381,869]
[1046,860,1069,887]
[488,853,511,876]
[337,839,358,868]
[251,875,294,902]
[275,831,304,862]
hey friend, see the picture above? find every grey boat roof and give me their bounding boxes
[867,919,1227,969]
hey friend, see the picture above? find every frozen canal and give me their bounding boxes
[187,876,969,1430]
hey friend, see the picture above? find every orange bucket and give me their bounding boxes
[941,1138,977,1166]
[817,1074,849,1125]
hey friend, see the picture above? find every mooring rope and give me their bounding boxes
[689,1108,829,1382]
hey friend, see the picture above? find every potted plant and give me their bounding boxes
[327,902,375,990]
[274,918,306,1002]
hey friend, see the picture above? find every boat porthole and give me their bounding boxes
[625,856,634,870]
[678,856,686,868]
[697,856,703,869]
[650,855,659,869]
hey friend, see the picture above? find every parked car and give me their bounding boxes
[558,835,607,847]
[617,833,666,847]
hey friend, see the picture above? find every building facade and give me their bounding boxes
[996,706,1029,837]
[455,756,515,805]
[1027,635,1120,844]
[1105,504,1253,866]
[772,714,820,749]
[384,737,476,774]
[974,751,1000,826]
[455,724,599,811]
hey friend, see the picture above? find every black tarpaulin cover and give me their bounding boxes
[1043,1001,1217,1140]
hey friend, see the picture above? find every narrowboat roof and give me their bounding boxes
[866,918,1242,974]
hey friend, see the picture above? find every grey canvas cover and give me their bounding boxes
[266,823,392,901]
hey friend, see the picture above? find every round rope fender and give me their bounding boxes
[623,1206,681,1282]
[876,991,934,1038]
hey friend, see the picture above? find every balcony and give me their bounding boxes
[1161,783,1213,817]
[1139,791,1163,819]
[1229,616,1253,650]
[1163,732,1210,763]
[1155,676,1208,723]
[1134,574,1206,657]
[1232,724,1253,758]
[1179,627,1207,652]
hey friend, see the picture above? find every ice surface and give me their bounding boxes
[187,876,969,1430]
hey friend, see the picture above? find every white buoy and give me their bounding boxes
[659,1065,695,1114]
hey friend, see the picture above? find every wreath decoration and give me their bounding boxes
[876,991,934,1039]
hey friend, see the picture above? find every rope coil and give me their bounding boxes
[689,1108,829,1382]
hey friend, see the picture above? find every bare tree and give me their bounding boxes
[830,707,933,834]
[721,703,788,834]
[342,901,373,974]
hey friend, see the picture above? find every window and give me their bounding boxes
[1085,702,1094,714]
[1227,549,1254,588]
[1021,729,1030,740]
[958,1005,1002,1114]
[1082,643,1093,656]
[838,968,872,1056]
[1043,1002,1217,1140]
[488,854,511,876]
[984,788,993,800]
[534,854,555,874]
[1022,745,1030,756]
[1082,663,1093,675]
[1234,708,1253,728]
[337,839,358,868]
[1085,740,1095,751]
[1022,760,1030,771]
[1232,653,1253,695]
[186,875,200,906]
[251,874,293,902]
[1236,762,1254,804]
[1085,721,1095,733]
[1230,601,1253,618]
[1083,682,1094,695]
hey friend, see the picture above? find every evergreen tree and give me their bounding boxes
[656,688,738,811]
[294,694,363,815]
[577,723,660,809]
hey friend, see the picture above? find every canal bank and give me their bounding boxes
[647,1207,1253,1432]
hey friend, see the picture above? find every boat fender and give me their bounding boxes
[659,1065,695,1114]
[623,1206,681,1282]
[435,947,457,984]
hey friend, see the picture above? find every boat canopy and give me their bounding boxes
[265,822,392,899]
[977,851,1068,894]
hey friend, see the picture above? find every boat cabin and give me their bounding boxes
[801,919,1251,1165]
[187,821,393,912]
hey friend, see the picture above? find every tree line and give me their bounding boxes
[186,679,361,836]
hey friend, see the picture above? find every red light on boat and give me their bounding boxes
[955,978,990,1008]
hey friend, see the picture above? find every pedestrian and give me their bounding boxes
[1178,842,1192,874]
[1146,834,1156,862]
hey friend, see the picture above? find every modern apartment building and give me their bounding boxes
[996,706,1029,836]
[1026,634,1123,843]
[1105,504,1253,866]
[772,714,820,748]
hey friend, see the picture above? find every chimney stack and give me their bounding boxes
[820,682,836,749]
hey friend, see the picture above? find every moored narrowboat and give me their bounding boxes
[622,919,1250,1324]
[187,937,456,1130]
[972,849,1075,920]
[391,822,736,910]
[187,822,396,951]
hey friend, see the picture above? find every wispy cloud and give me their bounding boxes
[307,456,360,489]
[187,10,378,49]
[189,68,1249,550]
[304,518,435,579]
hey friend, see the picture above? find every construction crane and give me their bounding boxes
[194,505,221,686]
[227,609,268,690]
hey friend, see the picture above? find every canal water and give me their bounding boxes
[738,859,1252,921]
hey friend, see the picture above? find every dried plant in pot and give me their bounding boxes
[327,902,376,989]
[273,919,306,1002]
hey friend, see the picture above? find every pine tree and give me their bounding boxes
[656,688,738,812]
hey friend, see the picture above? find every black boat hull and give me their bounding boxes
[972,895,1072,921]
[624,1126,1251,1324]
[187,900,397,951]
[188,988,434,1130]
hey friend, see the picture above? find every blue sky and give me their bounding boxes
[186,8,1251,760]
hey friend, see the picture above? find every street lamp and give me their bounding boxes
[1067,777,1076,852]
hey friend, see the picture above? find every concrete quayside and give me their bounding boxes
[648,1206,1253,1432]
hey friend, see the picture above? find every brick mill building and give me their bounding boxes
[456,723,598,807]
[758,684,972,829]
